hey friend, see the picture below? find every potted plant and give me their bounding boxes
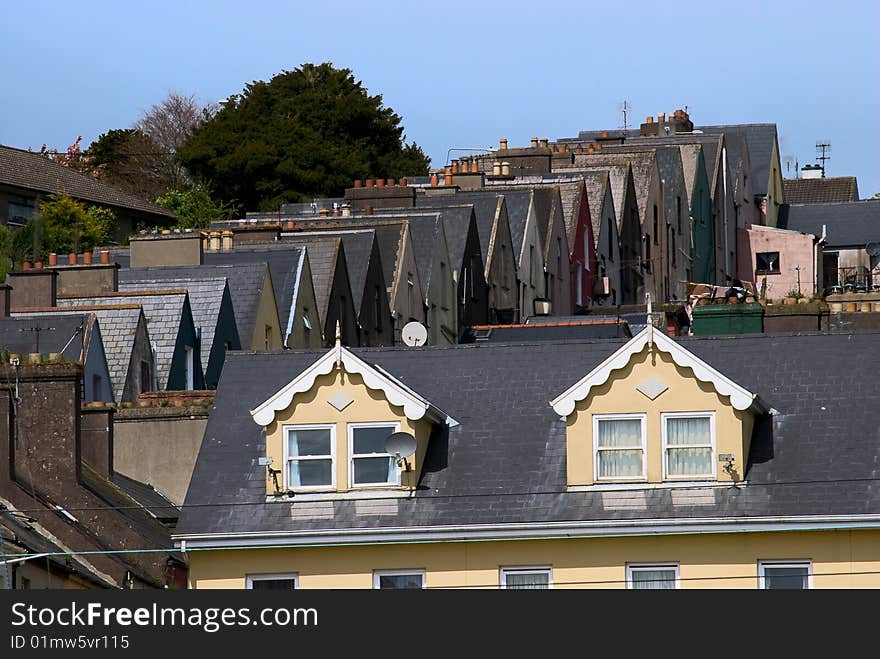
[784,290,804,305]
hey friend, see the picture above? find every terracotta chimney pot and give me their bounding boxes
[451,161,459,174]
[530,137,539,148]
[22,262,32,270]
[366,179,375,188]
[99,250,110,264]
[430,173,439,186]
[387,177,395,186]
[34,261,43,269]
[68,253,77,265]
[470,159,479,173]
[376,178,385,187]
[354,179,363,188]
[82,252,93,265]
[48,253,58,266]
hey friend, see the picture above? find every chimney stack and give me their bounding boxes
[8,267,58,309]
[499,138,508,150]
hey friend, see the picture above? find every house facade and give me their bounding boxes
[175,329,880,589]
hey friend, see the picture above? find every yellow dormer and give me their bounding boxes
[550,326,767,487]
[250,336,453,496]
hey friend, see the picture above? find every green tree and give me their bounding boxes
[177,62,430,212]
[20,194,116,261]
[155,186,234,229]
[88,128,169,201]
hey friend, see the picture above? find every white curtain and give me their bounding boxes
[505,572,549,589]
[630,569,676,590]
[288,429,331,487]
[666,417,711,476]
[597,419,643,478]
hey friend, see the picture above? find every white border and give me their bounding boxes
[661,412,716,480]
[283,424,336,492]
[626,563,680,589]
[373,569,426,589]
[758,560,812,590]
[500,566,553,589]
[593,413,647,482]
[245,573,299,589]
[550,327,766,416]
[348,421,401,489]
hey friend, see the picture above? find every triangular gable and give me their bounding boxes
[550,327,766,416]
[251,339,453,427]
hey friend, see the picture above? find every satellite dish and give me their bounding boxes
[401,321,428,347]
[866,242,880,258]
[384,432,417,461]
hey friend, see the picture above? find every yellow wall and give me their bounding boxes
[565,346,753,486]
[264,369,432,493]
[253,269,284,350]
[187,528,880,589]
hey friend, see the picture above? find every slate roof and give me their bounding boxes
[11,306,144,401]
[461,320,630,342]
[280,240,340,329]
[581,171,612,248]
[404,215,444,295]
[57,292,188,389]
[0,144,175,218]
[119,263,267,349]
[0,314,90,361]
[416,193,499,264]
[574,152,657,218]
[203,245,306,342]
[678,144,703,203]
[778,200,880,248]
[176,331,880,538]
[110,472,180,523]
[698,124,778,196]
[556,162,632,231]
[783,177,860,205]
[118,276,228,372]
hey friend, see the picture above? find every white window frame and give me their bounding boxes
[372,569,425,590]
[626,563,680,589]
[500,566,553,589]
[661,412,716,480]
[184,345,194,389]
[348,421,401,489]
[758,560,812,590]
[592,413,647,482]
[284,424,336,492]
[246,573,299,589]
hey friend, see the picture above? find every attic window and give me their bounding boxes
[594,414,646,480]
[349,423,399,487]
[755,252,780,275]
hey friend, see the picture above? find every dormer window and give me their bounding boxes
[663,413,715,479]
[286,425,335,490]
[349,422,400,487]
[594,414,646,480]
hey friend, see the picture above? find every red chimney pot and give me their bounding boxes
[99,250,110,264]
[68,253,77,265]
[376,178,385,187]
[48,253,58,266]
[82,252,93,265]
[34,261,43,269]
[22,261,32,270]
[354,179,363,188]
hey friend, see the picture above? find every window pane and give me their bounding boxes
[353,456,396,484]
[667,447,712,477]
[353,426,395,454]
[630,569,676,590]
[598,449,643,478]
[764,567,809,590]
[290,459,332,487]
[505,572,549,589]
[378,574,423,589]
[250,579,296,590]
[289,429,331,457]
[666,417,710,446]
[597,418,642,448]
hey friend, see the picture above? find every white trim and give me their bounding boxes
[348,421,401,489]
[592,413,647,482]
[245,573,299,589]
[174,514,880,549]
[283,424,336,492]
[626,563,680,589]
[758,560,812,590]
[284,248,305,344]
[250,344,451,427]
[500,566,553,589]
[661,412,716,480]
[372,569,426,589]
[550,327,766,416]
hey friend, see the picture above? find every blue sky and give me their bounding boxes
[3,0,878,195]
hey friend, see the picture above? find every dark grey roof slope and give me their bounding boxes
[58,292,187,389]
[698,124,777,196]
[582,171,611,247]
[176,331,880,537]
[284,240,339,327]
[405,215,443,294]
[0,145,175,218]
[783,177,859,204]
[120,263,267,349]
[461,321,630,343]
[119,277,228,372]
[0,314,89,360]
[11,306,143,400]
[204,245,306,339]
[110,472,180,522]
[778,200,880,248]
[416,193,498,263]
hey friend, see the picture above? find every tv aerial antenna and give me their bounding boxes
[618,101,631,132]
[816,141,831,177]
[783,156,795,177]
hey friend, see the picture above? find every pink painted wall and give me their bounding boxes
[738,225,820,301]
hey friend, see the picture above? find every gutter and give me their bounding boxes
[173,513,880,550]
